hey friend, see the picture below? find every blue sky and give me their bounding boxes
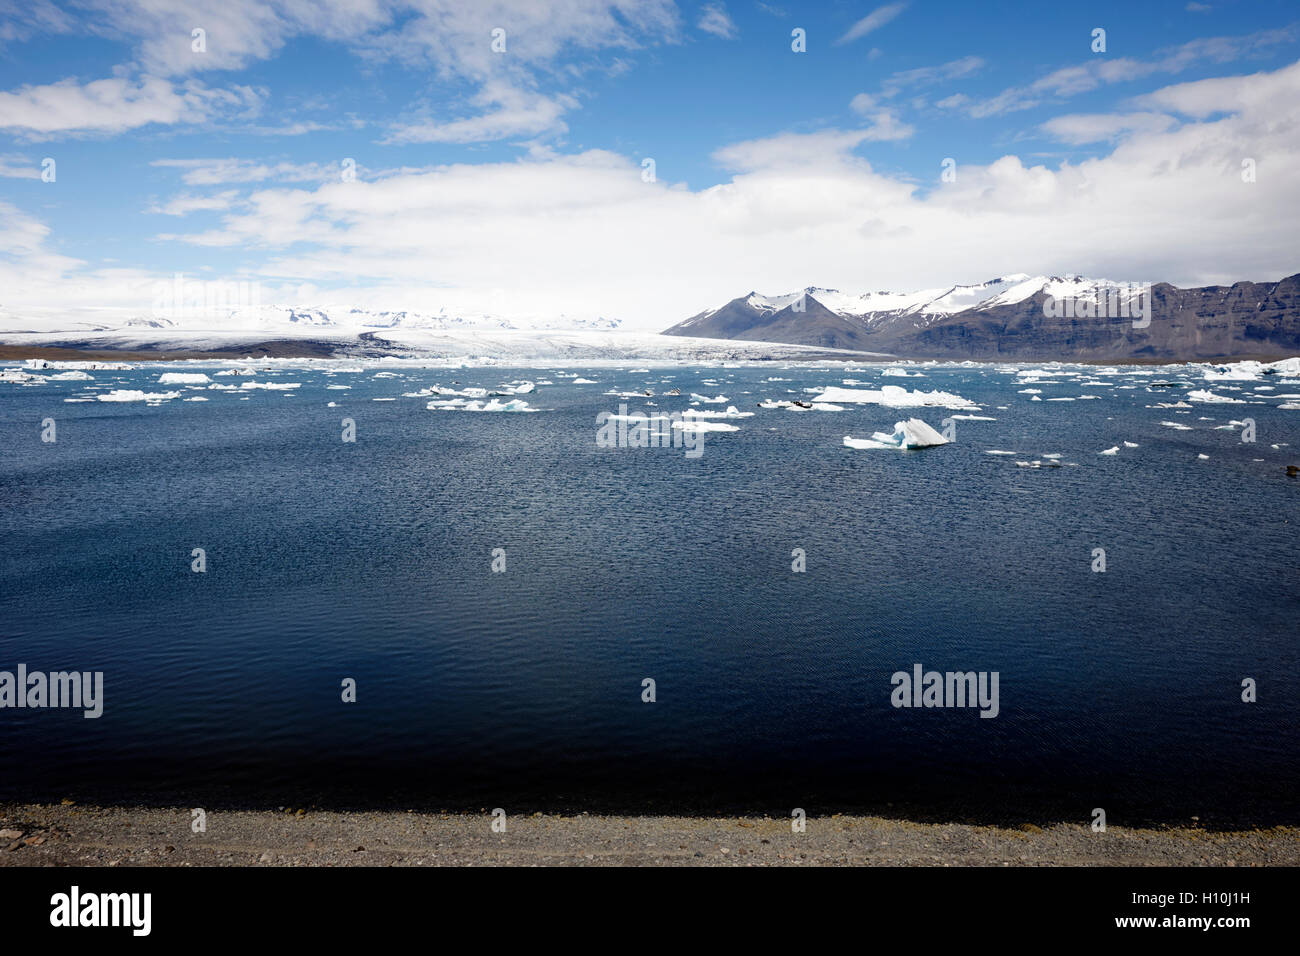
[1,0,1298,329]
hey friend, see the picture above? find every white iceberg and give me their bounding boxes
[843,418,950,450]
[97,389,181,402]
[812,385,976,409]
[158,372,211,384]
[1187,389,1245,404]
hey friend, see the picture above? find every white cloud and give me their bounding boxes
[835,3,907,46]
[1040,111,1178,144]
[5,59,1300,331]
[384,82,577,144]
[151,158,355,185]
[960,26,1297,118]
[697,3,737,39]
[0,75,260,136]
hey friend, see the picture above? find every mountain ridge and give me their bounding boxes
[664,273,1300,360]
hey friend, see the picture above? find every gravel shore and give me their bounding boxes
[2,804,1296,866]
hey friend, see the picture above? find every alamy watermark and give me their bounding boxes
[151,272,262,322]
[1042,282,1153,328]
[890,663,999,718]
[0,665,103,718]
[596,404,704,458]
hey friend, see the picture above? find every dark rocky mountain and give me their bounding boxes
[665,274,1300,360]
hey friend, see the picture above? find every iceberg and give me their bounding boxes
[1187,389,1245,404]
[158,372,211,384]
[672,420,738,433]
[843,418,950,450]
[97,389,181,402]
[812,385,976,409]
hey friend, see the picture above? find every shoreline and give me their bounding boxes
[4,343,1298,365]
[2,804,1296,867]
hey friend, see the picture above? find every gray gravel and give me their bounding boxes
[1,804,1295,866]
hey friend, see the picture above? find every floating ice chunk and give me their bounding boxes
[985,450,1017,455]
[572,378,597,385]
[672,420,738,432]
[427,398,539,412]
[240,381,301,390]
[48,370,93,381]
[158,372,210,384]
[690,393,729,403]
[97,389,181,402]
[683,405,753,418]
[215,368,257,376]
[844,418,950,450]
[1187,389,1245,404]
[812,385,976,409]
[811,403,844,412]
[0,368,45,383]
[1159,421,1193,430]
[951,414,996,421]
[1197,453,1210,460]
[1098,446,1119,455]
[1123,441,1139,448]
[1031,395,1041,401]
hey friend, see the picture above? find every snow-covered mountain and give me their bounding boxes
[665,273,1300,360]
[115,304,624,334]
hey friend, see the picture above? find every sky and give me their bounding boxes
[1,0,1298,331]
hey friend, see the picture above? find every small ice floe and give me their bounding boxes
[1158,420,1193,430]
[158,372,210,385]
[498,381,535,395]
[1018,388,1042,394]
[97,389,181,402]
[48,370,93,381]
[1187,389,1245,404]
[327,401,338,408]
[0,368,45,383]
[812,385,977,409]
[1123,441,1139,448]
[1098,446,1119,455]
[1197,453,1210,460]
[673,420,738,433]
[372,397,396,402]
[241,381,300,390]
[843,418,950,451]
[572,378,597,385]
[881,367,923,377]
[690,393,728,403]
[1045,397,1075,402]
[1150,401,1193,409]
[951,414,996,421]
[215,368,257,376]
[1015,459,1062,469]
[606,413,669,423]
[1278,403,1300,410]
[810,402,844,412]
[327,384,350,390]
[1031,395,1042,401]
[985,450,1017,455]
[427,398,539,412]
[683,406,754,419]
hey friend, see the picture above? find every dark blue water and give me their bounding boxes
[1,362,1297,824]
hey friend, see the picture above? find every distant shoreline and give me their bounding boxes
[3,803,1296,867]
[2,343,1296,366]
